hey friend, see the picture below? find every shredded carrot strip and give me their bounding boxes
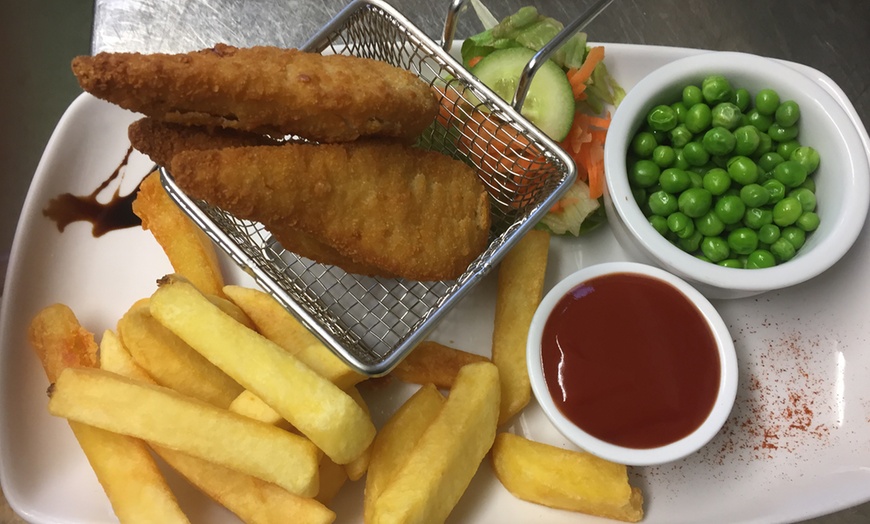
[566,46,605,100]
[468,56,483,68]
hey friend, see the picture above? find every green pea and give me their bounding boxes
[703,168,731,195]
[629,159,661,188]
[732,87,751,112]
[648,190,679,216]
[746,249,776,268]
[702,75,733,105]
[671,101,688,123]
[797,211,820,232]
[775,100,801,127]
[673,148,690,170]
[678,187,713,218]
[659,168,692,193]
[733,125,761,156]
[747,109,773,133]
[685,103,713,134]
[743,207,773,229]
[667,211,694,238]
[718,258,743,268]
[649,214,669,236]
[740,184,770,207]
[728,227,759,255]
[758,223,781,244]
[776,140,801,160]
[790,146,820,174]
[754,132,773,157]
[682,85,703,107]
[702,127,736,156]
[647,105,678,132]
[782,226,806,249]
[715,194,747,225]
[773,160,808,188]
[688,171,704,189]
[631,131,658,158]
[669,124,694,148]
[762,179,787,204]
[679,229,703,252]
[652,145,677,168]
[682,141,710,167]
[727,156,759,185]
[755,88,781,115]
[757,152,785,173]
[695,210,725,236]
[799,176,816,192]
[711,102,742,130]
[768,123,799,142]
[701,236,731,262]
[770,237,796,262]
[773,197,803,226]
[788,187,817,212]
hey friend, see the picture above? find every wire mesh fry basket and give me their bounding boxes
[160,0,578,375]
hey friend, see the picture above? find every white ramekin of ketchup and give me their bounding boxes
[526,261,738,466]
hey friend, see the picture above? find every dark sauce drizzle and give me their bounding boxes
[43,147,145,237]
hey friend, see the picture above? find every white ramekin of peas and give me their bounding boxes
[603,51,869,299]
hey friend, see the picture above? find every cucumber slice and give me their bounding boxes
[471,47,575,141]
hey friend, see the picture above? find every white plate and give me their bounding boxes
[2,43,870,524]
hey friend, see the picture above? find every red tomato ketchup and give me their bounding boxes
[540,272,721,449]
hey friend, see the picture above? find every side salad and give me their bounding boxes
[453,2,624,236]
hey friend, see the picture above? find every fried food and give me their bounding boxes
[117,299,244,409]
[364,383,444,523]
[369,362,500,524]
[491,229,550,425]
[27,303,98,383]
[128,118,279,168]
[100,330,333,524]
[169,140,492,280]
[491,433,644,522]
[223,284,366,389]
[73,44,438,143]
[132,170,227,297]
[392,341,490,389]
[149,275,376,464]
[48,367,321,497]
[28,307,190,524]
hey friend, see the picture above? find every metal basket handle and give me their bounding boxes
[441,0,615,110]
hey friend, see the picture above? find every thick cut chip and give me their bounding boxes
[370,362,500,524]
[150,276,376,464]
[228,389,285,427]
[117,299,243,408]
[133,171,225,297]
[28,307,188,524]
[491,433,644,522]
[153,446,336,524]
[69,422,191,523]
[491,229,550,424]
[392,341,489,389]
[48,367,320,497]
[223,285,365,389]
[99,330,154,383]
[316,455,349,506]
[364,383,444,523]
[27,303,98,382]
[100,335,332,524]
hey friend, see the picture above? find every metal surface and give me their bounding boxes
[156,0,576,375]
[5,0,870,522]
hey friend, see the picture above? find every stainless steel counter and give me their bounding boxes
[3,0,869,522]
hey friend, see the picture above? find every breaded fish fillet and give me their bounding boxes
[169,140,492,281]
[74,44,438,143]
[128,118,279,168]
